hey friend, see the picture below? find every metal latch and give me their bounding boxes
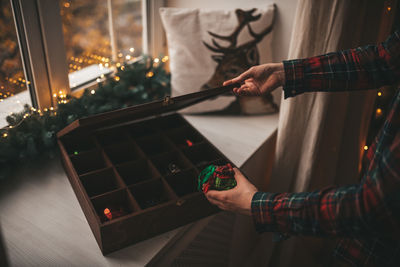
[176,199,186,206]
[163,95,174,106]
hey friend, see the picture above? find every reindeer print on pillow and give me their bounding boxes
[160,4,278,114]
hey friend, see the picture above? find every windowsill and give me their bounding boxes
[69,64,113,90]
[0,90,31,128]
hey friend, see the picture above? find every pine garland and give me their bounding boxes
[0,56,171,180]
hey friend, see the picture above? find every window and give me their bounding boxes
[1,0,160,116]
[60,0,143,89]
[0,0,31,128]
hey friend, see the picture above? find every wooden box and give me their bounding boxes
[57,84,238,254]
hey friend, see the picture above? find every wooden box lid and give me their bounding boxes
[57,84,238,138]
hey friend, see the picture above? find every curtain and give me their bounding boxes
[265,0,385,266]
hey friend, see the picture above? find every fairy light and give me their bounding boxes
[104,208,112,220]
[129,47,135,53]
[376,108,382,116]
[146,71,154,78]
[2,133,8,138]
[118,53,123,58]
[377,91,382,96]
[96,78,101,83]
[162,56,169,62]
[364,145,368,151]
[125,55,131,60]
[153,58,159,63]
[91,89,95,94]
[114,76,120,81]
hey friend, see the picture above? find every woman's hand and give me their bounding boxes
[205,168,258,216]
[223,63,285,96]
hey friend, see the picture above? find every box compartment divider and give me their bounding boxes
[91,188,140,224]
[115,159,161,187]
[128,178,177,210]
[79,167,124,198]
[70,149,108,175]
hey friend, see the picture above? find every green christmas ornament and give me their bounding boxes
[198,163,237,193]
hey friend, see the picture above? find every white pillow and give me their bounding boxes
[160,5,278,114]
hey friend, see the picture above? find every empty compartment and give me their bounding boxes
[95,128,129,146]
[126,120,158,139]
[151,151,192,176]
[116,159,160,186]
[80,168,122,197]
[70,150,107,175]
[129,179,174,209]
[167,126,204,148]
[104,142,143,165]
[91,189,137,223]
[165,169,198,197]
[136,134,174,156]
[61,134,97,155]
[155,114,186,130]
[182,143,223,167]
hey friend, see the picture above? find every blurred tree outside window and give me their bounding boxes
[60,0,143,88]
[0,0,31,127]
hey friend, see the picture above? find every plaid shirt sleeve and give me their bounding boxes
[251,126,400,238]
[282,31,400,98]
[251,30,400,240]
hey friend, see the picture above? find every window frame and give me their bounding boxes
[9,0,163,110]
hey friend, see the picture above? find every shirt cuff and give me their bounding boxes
[251,192,291,241]
[282,59,306,99]
[251,191,277,233]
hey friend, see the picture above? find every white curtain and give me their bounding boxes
[265,0,385,266]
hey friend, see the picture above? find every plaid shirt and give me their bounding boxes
[251,31,400,266]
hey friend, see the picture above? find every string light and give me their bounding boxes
[2,133,7,138]
[364,145,368,151]
[91,90,95,94]
[376,108,382,116]
[146,71,154,78]
[377,91,382,96]
[129,47,135,53]
[387,6,391,11]
[125,55,131,60]
[162,56,169,63]
[114,76,120,81]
